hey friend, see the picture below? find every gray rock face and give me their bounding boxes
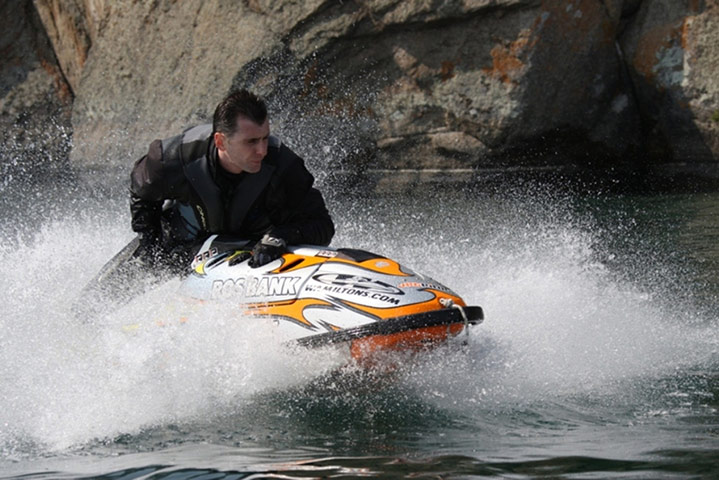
[235,0,644,171]
[620,0,719,174]
[3,0,718,179]
[0,0,72,178]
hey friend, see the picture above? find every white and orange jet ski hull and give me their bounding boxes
[178,236,483,361]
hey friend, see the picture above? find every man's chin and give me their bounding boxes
[246,161,263,173]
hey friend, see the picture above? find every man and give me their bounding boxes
[129,89,334,271]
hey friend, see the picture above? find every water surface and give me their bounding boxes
[1,170,717,479]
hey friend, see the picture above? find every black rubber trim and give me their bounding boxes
[292,305,483,348]
[335,248,384,263]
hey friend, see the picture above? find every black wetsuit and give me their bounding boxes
[129,124,334,260]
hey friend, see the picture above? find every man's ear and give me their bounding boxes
[214,131,225,152]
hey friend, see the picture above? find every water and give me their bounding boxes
[1,169,718,479]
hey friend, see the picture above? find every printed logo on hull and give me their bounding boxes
[211,276,301,299]
[398,281,451,292]
[312,273,403,295]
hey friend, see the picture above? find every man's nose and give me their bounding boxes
[257,139,268,156]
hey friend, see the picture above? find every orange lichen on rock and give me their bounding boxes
[632,24,681,82]
[680,16,695,50]
[440,60,455,81]
[483,33,531,84]
[40,58,73,102]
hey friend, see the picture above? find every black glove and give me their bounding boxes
[228,250,252,266]
[165,244,195,274]
[133,232,163,267]
[249,234,287,268]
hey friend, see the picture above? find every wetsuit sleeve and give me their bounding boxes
[129,139,165,237]
[270,155,335,246]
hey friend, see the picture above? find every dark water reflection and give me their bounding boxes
[576,191,719,313]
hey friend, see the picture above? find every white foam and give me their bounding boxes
[1,189,716,453]
[0,216,343,451]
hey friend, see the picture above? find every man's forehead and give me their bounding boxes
[234,116,269,136]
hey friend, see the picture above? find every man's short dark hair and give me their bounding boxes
[213,89,268,135]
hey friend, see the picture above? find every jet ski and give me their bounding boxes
[176,235,484,361]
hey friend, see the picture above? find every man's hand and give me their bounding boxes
[249,234,287,268]
[228,250,252,266]
[133,232,163,267]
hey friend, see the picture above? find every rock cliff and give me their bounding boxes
[2,0,718,182]
[0,0,71,180]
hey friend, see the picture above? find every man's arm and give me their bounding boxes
[129,139,165,239]
[270,155,335,246]
[275,186,334,246]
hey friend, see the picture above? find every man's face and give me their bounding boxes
[215,116,270,174]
